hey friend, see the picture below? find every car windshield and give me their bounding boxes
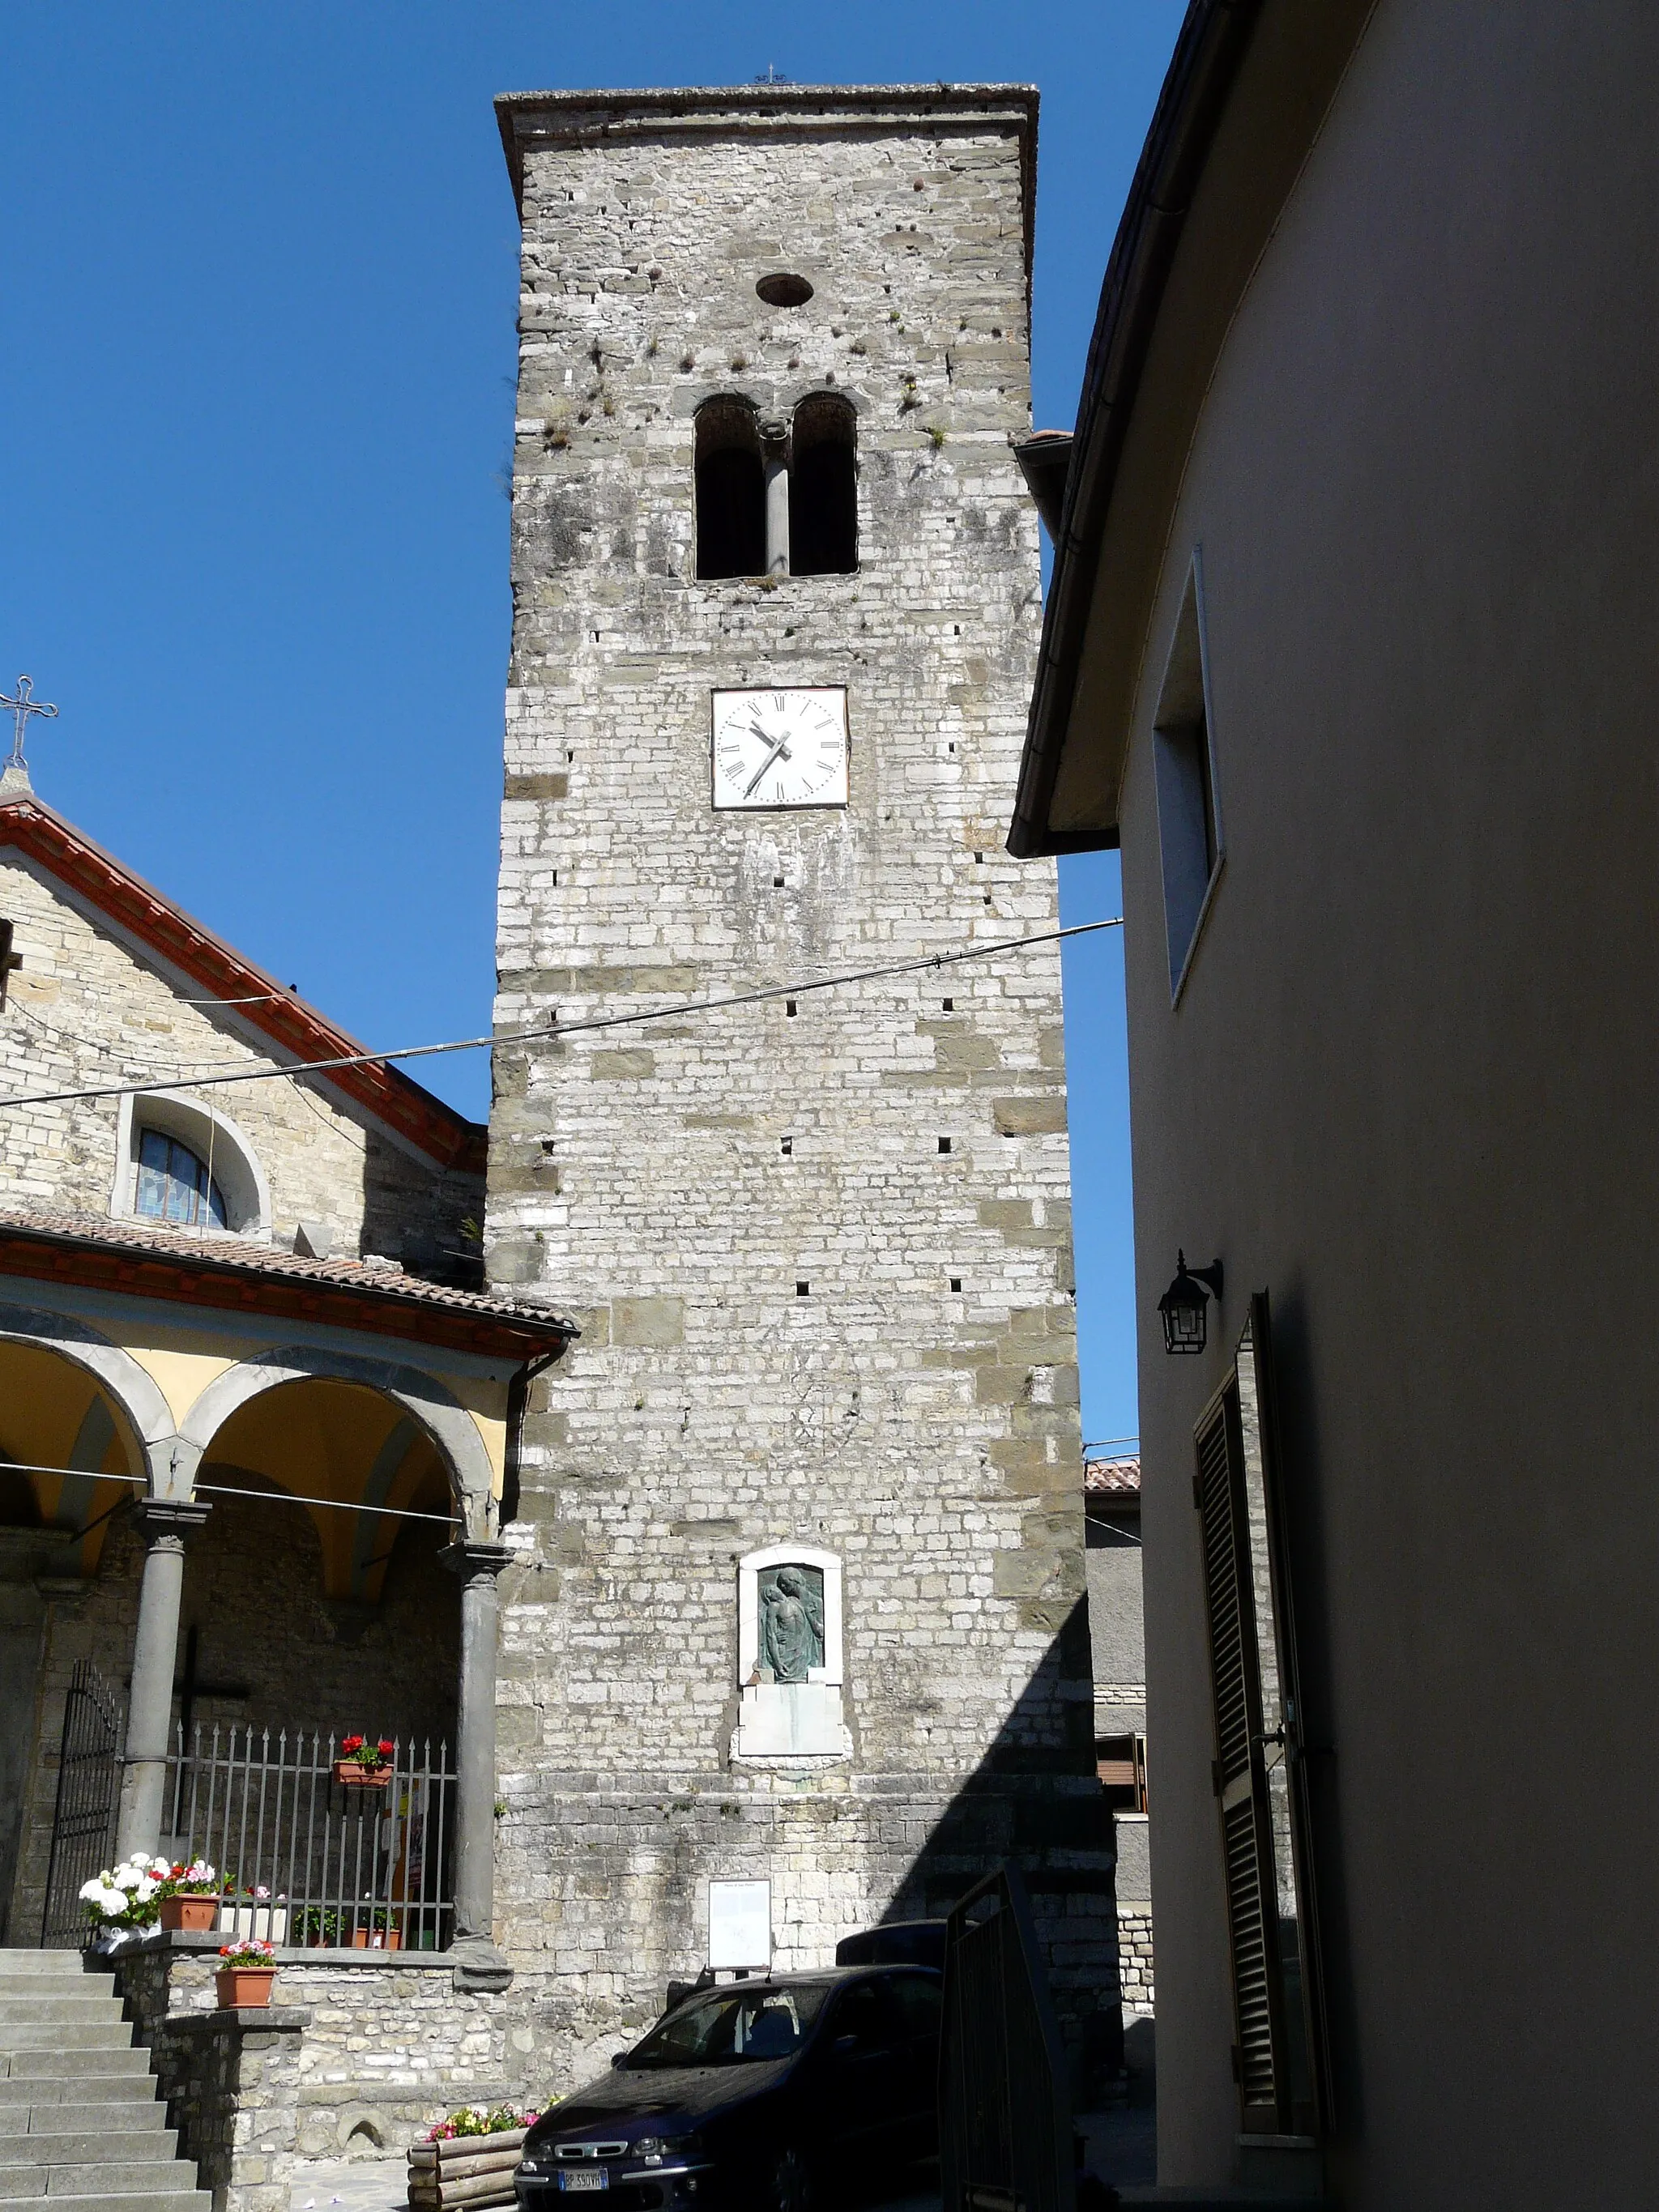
[624,1984,830,2068]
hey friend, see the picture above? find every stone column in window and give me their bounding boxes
[116,1498,210,1861]
[441,1538,514,1989]
[761,416,791,576]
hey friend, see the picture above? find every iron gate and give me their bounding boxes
[41,1660,126,1947]
[939,1864,1075,2212]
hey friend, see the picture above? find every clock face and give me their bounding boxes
[711,687,850,811]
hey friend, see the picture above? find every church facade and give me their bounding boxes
[484,85,1115,2098]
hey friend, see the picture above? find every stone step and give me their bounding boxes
[0,2027,143,2056]
[0,2135,181,2172]
[0,2196,210,2212]
[0,2157,191,2197]
[0,2000,129,2028]
[0,1959,83,1981]
[0,2051,155,2083]
[0,2109,168,2141]
[0,2071,156,2101]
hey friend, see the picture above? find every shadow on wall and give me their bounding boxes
[881,1596,1123,2107]
[359,1126,485,1288]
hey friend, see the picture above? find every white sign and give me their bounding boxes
[708,1878,772,1970]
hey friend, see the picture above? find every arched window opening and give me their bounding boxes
[135,1127,228,1229]
[789,394,857,576]
[696,399,766,580]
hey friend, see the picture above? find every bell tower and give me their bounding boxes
[486,83,1115,2098]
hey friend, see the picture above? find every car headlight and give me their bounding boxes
[518,2159,541,2176]
[634,2137,697,2165]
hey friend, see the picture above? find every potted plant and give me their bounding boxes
[351,1904,402,1950]
[295,1906,341,1948]
[333,1734,395,1787]
[218,1882,288,1946]
[215,1938,278,2009]
[407,2108,540,2212]
[158,1858,220,1932]
[79,1855,171,1943]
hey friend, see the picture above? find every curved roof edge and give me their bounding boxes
[1008,0,1263,860]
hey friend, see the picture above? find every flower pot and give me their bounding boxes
[333,1760,392,1788]
[160,1894,218,1932]
[215,1967,275,2009]
[351,1928,401,1950]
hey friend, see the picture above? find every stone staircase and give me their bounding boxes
[0,1950,208,2212]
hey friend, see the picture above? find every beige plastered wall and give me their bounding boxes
[1102,2,1659,2204]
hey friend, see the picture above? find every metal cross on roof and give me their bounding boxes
[2,676,58,776]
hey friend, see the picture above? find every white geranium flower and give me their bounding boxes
[134,1876,158,1903]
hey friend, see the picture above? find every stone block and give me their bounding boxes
[992,1096,1069,1136]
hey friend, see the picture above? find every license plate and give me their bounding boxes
[557,2173,608,2193]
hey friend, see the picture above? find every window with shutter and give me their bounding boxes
[1192,1293,1328,2137]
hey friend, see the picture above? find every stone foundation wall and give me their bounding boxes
[117,1935,529,2161]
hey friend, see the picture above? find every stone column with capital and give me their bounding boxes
[441,1538,513,1990]
[116,1498,210,1863]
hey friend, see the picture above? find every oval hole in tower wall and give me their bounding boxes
[757,273,814,307]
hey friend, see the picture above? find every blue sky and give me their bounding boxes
[1,2,1179,1445]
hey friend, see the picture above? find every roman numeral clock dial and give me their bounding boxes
[711,686,850,811]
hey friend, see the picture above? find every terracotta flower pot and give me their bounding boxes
[333,1760,392,1788]
[215,1967,275,2008]
[160,1894,217,1932]
[351,1928,401,1950]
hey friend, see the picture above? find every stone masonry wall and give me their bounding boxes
[118,1936,528,2159]
[0,846,480,1266]
[484,89,1117,2102]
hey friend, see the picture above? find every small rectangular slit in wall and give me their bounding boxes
[781,1137,793,1156]
[975,852,983,863]
[551,870,558,884]
[949,1278,962,1294]
[566,748,574,763]
[773,875,785,889]
[795,1281,810,1298]
[941,997,953,1012]
[938,1136,952,1154]
[786,999,798,1017]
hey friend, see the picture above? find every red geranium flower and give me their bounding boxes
[340,1735,365,1755]
[377,1740,394,1758]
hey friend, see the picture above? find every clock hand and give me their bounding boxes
[743,730,794,798]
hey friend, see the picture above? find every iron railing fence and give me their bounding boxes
[939,1863,1076,2212]
[161,1725,457,1952]
[41,1660,126,1948]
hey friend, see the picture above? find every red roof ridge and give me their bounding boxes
[0,790,485,1174]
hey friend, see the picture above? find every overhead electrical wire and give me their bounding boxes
[0,1459,460,1527]
[0,916,1123,1114]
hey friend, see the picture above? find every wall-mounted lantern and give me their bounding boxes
[1158,1251,1224,1355]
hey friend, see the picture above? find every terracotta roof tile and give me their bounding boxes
[1083,1454,1141,1497]
[0,1204,574,1349]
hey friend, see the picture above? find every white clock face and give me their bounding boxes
[711,687,849,811]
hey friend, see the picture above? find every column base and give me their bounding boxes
[450,1935,514,1993]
